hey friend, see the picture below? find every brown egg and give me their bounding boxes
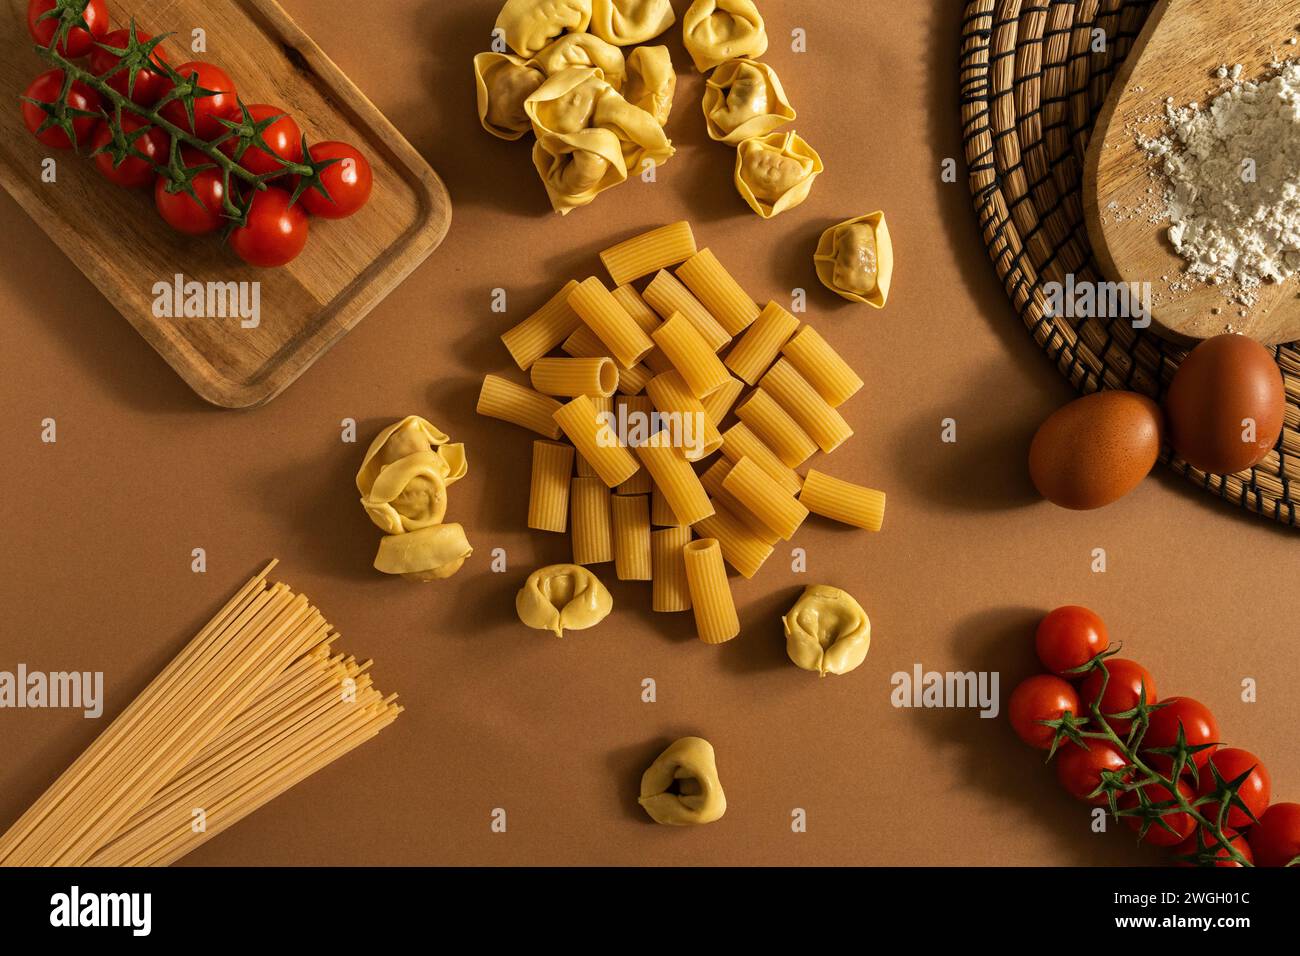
[1029,391,1164,510]
[1164,334,1286,475]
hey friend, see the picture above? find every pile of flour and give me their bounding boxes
[1141,60,1300,301]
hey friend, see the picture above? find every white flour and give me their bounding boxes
[1141,60,1300,304]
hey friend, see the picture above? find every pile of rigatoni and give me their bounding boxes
[477,221,885,644]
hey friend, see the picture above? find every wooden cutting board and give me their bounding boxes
[1084,0,1300,345]
[0,0,451,407]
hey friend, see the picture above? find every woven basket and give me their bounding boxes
[959,0,1300,526]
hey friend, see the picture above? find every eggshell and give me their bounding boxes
[1029,391,1164,510]
[1164,334,1286,476]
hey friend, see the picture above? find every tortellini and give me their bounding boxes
[814,212,894,308]
[474,53,546,141]
[374,524,474,582]
[734,130,823,219]
[495,0,592,58]
[590,0,675,46]
[638,737,727,826]
[783,585,872,677]
[624,46,676,125]
[532,128,629,214]
[529,32,627,90]
[682,0,768,73]
[703,59,794,144]
[516,564,613,636]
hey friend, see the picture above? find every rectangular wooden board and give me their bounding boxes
[0,0,451,407]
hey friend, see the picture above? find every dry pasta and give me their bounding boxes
[612,494,653,581]
[501,279,582,370]
[719,421,802,494]
[562,324,613,359]
[681,539,740,643]
[552,395,641,488]
[701,376,744,425]
[799,469,887,532]
[576,397,614,478]
[652,311,732,397]
[528,440,575,532]
[645,370,724,460]
[601,221,697,286]
[477,374,564,438]
[616,396,655,493]
[724,300,799,385]
[735,387,818,467]
[568,276,656,369]
[651,483,684,526]
[676,248,760,336]
[611,284,675,374]
[530,356,619,398]
[760,358,854,453]
[721,455,809,541]
[650,526,693,612]
[617,362,654,396]
[781,325,864,407]
[693,500,775,579]
[633,432,715,525]
[643,269,731,351]
[699,458,779,545]
[571,476,614,564]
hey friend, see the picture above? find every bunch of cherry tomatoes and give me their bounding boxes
[1009,605,1299,867]
[20,0,373,268]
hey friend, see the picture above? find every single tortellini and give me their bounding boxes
[734,130,823,219]
[495,0,592,58]
[624,46,676,125]
[529,32,627,91]
[525,67,610,135]
[703,59,794,144]
[590,0,675,46]
[814,212,894,308]
[681,0,767,73]
[593,83,675,172]
[532,127,629,214]
[356,416,464,500]
[474,52,546,140]
[638,737,727,826]
[783,585,871,677]
[516,564,613,636]
[374,523,473,582]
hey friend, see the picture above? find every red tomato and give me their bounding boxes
[27,0,108,57]
[1247,803,1300,867]
[1055,740,1130,805]
[1196,748,1271,830]
[1035,606,1109,676]
[88,29,172,106]
[159,62,240,141]
[1141,697,1219,775]
[155,148,227,236]
[1122,779,1197,846]
[230,188,309,268]
[21,70,101,149]
[1174,828,1254,867]
[1079,658,1158,735]
[298,141,373,219]
[91,116,169,189]
[221,104,303,177]
[1008,674,1079,750]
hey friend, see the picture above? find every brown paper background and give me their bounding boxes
[1,0,1296,867]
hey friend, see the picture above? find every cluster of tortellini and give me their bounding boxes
[689,1,822,218]
[356,416,473,582]
[474,0,680,214]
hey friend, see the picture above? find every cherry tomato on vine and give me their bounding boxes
[155,148,227,236]
[298,141,372,219]
[1174,827,1253,867]
[1121,779,1197,846]
[1246,803,1300,867]
[1055,740,1130,805]
[1141,697,1220,775]
[1035,605,1108,676]
[159,61,240,141]
[221,104,302,177]
[91,115,170,189]
[21,69,101,149]
[1008,674,1079,750]
[1079,658,1157,735]
[88,28,172,106]
[230,187,309,268]
[27,0,108,58]
[1196,748,1271,830]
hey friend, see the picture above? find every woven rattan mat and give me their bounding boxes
[959,0,1300,526]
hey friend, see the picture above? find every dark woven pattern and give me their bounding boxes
[960,0,1300,526]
